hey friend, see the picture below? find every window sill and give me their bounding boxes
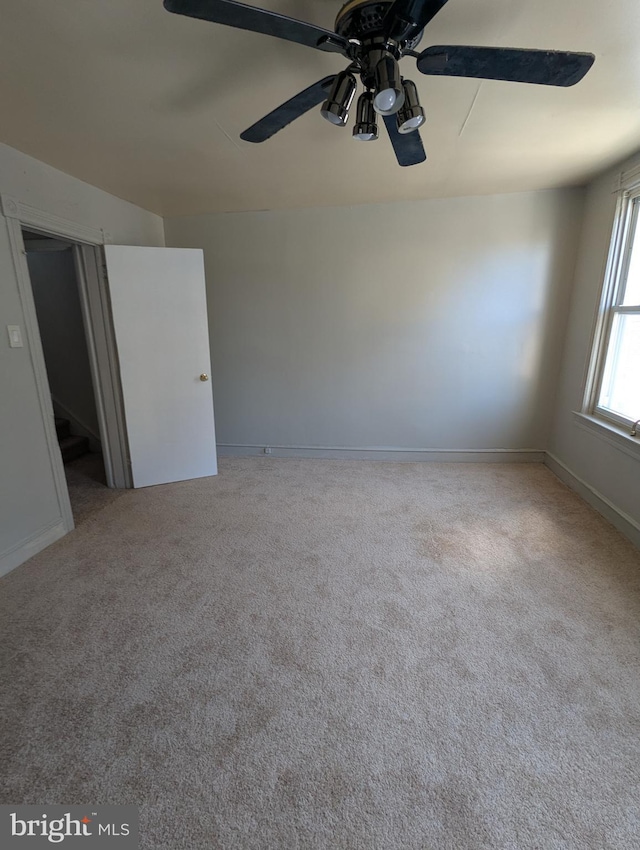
[572,412,640,462]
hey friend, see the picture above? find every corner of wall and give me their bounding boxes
[544,150,640,545]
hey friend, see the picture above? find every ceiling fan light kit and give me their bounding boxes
[163,0,595,167]
[396,79,426,133]
[353,91,379,140]
[321,71,358,126]
[371,51,406,115]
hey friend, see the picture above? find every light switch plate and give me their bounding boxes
[7,325,23,348]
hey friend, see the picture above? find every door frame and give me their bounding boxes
[1,193,131,536]
[73,244,131,489]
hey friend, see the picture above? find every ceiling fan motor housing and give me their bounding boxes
[335,0,392,38]
[335,0,424,49]
[334,0,424,93]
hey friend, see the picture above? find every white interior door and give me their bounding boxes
[104,246,217,488]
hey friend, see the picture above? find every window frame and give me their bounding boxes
[584,171,640,431]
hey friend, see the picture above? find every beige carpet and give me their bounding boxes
[1,458,639,849]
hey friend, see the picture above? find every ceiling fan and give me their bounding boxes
[163,0,595,167]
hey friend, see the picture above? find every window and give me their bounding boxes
[589,178,640,431]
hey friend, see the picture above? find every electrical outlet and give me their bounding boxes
[264,447,272,455]
[7,325,23,348]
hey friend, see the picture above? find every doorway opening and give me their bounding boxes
[22,229,128,525]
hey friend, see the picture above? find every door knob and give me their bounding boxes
[200,373,209,382]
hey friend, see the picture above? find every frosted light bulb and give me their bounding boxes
[398,114,425,134]
[321,109,346,126]
[374,88,397,114]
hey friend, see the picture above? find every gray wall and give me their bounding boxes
[28,249,100,437]
[549,151,640,528]
[165,189,584,452]
[0,142,164,570]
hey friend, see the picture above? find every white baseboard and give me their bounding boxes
[0,519,69,578]
[545,452,640,550]
[1,455,635,578]
[218,444,546,463]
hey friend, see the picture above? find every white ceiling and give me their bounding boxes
[1,0,639,215]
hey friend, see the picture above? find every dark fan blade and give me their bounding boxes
[241,76,336,142]
[383,115,426,167]
[163,0,348,54]
[416,46,595,87]
[383,0,450,43]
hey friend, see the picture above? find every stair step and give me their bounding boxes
[59,434,90,464]
[55,417,71,440]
